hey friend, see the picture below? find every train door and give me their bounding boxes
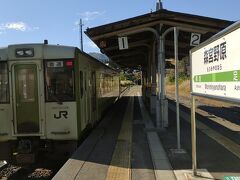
[79,70,86,130]
[84,71,88,125]
[11,63,41,135]
[87,71,92,124]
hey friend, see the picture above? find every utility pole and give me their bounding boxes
[79,19,84,51]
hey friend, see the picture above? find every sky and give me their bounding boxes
[0,0,239,53]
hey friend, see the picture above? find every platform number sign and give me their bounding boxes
[118,37,129,50]
[190,33,201,46]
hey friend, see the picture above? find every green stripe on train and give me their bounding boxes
[194,70,240,82]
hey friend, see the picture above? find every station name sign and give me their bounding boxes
[191,25,240,101]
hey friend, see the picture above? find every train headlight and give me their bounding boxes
[16,50,24,56]
[25,49,34,56]
[15,48,34,57]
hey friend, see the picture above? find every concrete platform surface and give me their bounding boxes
[53,86,176,180]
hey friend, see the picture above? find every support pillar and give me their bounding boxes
[145,52,152,108]
[156,35,168,128]
[142,71,147,101]
[150,42,157,114]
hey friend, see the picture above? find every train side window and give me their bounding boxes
[84,72,87,91]
[92,71,96,111]
[44,60,75,102]
[0,62,9,103]
[80,71,83,98]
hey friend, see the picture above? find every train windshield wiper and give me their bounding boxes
[55,96,63,105]
[51,94,63,105]
[47,87,63,105]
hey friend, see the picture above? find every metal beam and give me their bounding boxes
[90,20,220,41]
[90,21,161,41]
[104,40,152,52]
[118,27,159,40]
[165,40,190,48]
[160,20,218,34]
[111,51,147,60]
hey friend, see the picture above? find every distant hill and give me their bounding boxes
[88,52,120,70]
[88,52,109,63]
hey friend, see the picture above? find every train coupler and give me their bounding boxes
[13,139,35,164]
[14,153,35,164]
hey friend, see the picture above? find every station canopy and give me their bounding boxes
[85,9,234,68]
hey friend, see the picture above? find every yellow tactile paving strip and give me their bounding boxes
[106,97,134,180]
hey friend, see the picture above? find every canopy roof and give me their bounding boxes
[85,9,234,68]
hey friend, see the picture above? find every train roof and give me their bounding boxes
[76,48,119,72]
[0,43,76,61]
[0,43,119,72]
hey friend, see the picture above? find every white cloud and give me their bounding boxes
[4,22,27,31]
[73,11,105,31]
[0,22,39,33]
[79,11,105,22]
[74,21,79,26]
[72,21,80,31]
[32,27,40,30]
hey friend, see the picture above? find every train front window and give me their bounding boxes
[45,60,75,102]
[0,62,9,103]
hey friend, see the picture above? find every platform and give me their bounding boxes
[53,86,175,180]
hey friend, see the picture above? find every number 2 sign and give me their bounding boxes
[190,33,201,46]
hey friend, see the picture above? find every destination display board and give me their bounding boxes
[191,24,240,101]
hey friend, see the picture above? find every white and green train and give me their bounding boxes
[0,43,120,160]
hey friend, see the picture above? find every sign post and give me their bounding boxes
[174,27,181,150]
[191,95,197,175]
[190,21,240,176]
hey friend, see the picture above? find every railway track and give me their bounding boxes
[167,92,240,151]
[0,164,22,179]
[0,155,71,180]
[0,165,55,180]
[163,95,240,180]
[167,92,240,127]
[0,92,127,180]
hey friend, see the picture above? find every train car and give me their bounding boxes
[0,43,120,161]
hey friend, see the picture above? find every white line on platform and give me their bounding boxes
[138,93,176,180]
[174,169,214,180]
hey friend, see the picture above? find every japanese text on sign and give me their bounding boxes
[204,41,227,64]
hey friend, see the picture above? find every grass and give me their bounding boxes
[166,80,190,98]
[166,79,235,107]
[120,80,134,87]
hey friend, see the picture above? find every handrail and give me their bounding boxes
[51,131,70,135]
[0,133,8,136]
